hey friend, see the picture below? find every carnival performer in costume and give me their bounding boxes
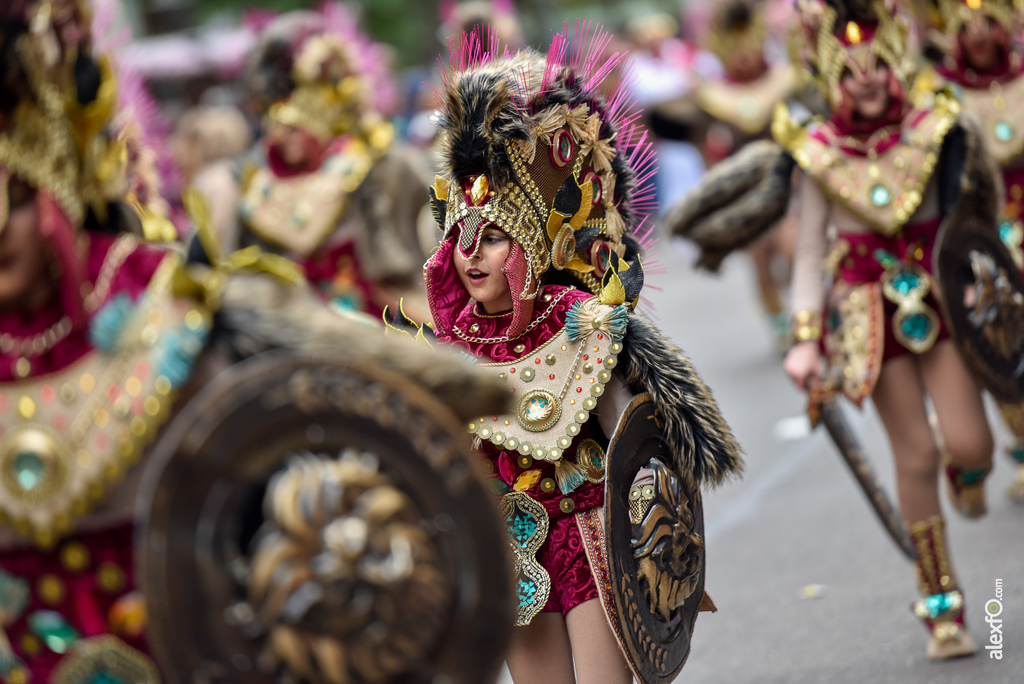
[411,25,743,683]
[0,3,513,681]
[665,0,1017,661]
[193,3,432,319]
[914,0,1024,502]
[651,0,808,350]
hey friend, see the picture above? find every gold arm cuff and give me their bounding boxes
[792,310,822,342]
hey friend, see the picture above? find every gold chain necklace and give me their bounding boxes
[451,288,575,344]
[0,315,73,357]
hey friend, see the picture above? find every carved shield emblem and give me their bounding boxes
[138,349,511,684]
[604,394,706,684]
[935,217,1024,403]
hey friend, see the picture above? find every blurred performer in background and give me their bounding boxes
[0,2,514,682]
[0,1,213,678]
[192,3,433,319]
[414,25,743,684]
[666,0,1024,660]
[652,0,806,351]
[915,0,1024,502]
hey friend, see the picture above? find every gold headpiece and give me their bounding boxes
[933,0,1020,38]
[1,0,172,236]
[707,2,767,62]
[801,1,915,107]
[267,35,369,142]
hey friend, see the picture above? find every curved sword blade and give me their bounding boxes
[819,400,915,560]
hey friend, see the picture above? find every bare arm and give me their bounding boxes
[784,171,830,391]
[790,170,829,317]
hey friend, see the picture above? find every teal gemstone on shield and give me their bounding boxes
[13,451,46,492]
[901,312,933,341]
[892,269,921,296]
[28,611,80,654]
[996,121,1014,142]
[870,184,891,207]
[90,675,128,684]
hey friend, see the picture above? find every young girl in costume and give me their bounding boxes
[416,25,742,684]
[667,0,1008,661]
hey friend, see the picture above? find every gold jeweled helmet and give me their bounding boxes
[706,0,768,63]
[424,25,656,339]
[795,0,916,108]
[245,3,396,147]
[0,0,175,323]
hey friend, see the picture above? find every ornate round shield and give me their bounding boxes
[137,348,511,684]
[935,218,1024,403]
[604,394,706,684]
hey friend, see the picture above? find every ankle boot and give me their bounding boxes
[909,516,976,660]
[944,456,989,519]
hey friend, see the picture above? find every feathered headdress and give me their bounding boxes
[794,0,915,107]
[245,2,396,143]
[0,0,174,324]
[424,23,657,339]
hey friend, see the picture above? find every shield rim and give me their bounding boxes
[603,393,706,684]
[136,347,512,684]
[935,218,1024,403]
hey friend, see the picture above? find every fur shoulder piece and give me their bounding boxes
[619,315,743,488]
[216,273,509,422]
[661,140,795,271]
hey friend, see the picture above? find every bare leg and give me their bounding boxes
[872,352,976,659]
[566,599,632,684]
[919,340,993,470]
[871,355,942,524]
[506,612,576,684]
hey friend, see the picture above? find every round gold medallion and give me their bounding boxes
[516,389,562,432]
[0,426,71,504]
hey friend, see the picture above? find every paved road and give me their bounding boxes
[499,238,1023,683]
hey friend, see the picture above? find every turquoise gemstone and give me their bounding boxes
[523,395,552,422]
[996,121,1014,142]
[508,513,538,548]
[89,674,128,684]
[517,579,538,607]
[923,592,956,619]
[1000,221,1014,242]
[28,611,80,654]
[13,451,46,492]
[892,269,921,296]
[489,478,511,496]
[901,313,933,341]
[870,184,891,207]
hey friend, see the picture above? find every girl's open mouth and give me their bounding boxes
[467,270,487,282]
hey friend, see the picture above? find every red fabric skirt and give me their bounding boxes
[482,430,604,617]
[0,524,147,681]
[835,218,950,361]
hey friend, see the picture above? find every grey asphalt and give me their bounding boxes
[499,238,1023,684]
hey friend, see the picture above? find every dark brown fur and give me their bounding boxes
[216,274,510,422]
[620,316,743,488]
[661,141,795,271]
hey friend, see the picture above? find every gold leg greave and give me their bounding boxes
[909,516,976,660]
